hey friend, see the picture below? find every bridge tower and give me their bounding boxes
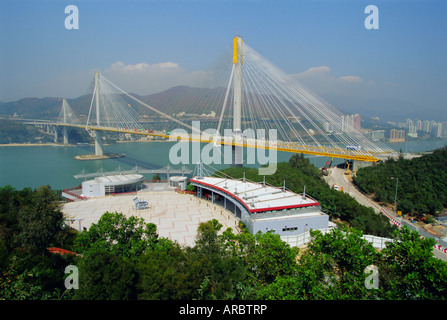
[232,36,243,167]
[61,99,69,144]
[94,72,104,156]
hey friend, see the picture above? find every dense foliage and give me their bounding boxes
[220,154,397,238]
[353,146,447,217]
[0,185,77,299]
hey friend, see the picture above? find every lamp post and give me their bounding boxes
[391,177,398,215]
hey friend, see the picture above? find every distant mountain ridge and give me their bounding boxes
[0,97,63,119]
[0,86,430,122]
[0,86,222,120]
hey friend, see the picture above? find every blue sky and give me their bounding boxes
[1,0,446,120]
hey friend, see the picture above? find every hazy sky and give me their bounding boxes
[1,0,446,120]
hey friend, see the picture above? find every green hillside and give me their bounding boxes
[353,146,447,217]
[0,119,54,144]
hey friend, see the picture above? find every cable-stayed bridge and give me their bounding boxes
[31,36,397,166]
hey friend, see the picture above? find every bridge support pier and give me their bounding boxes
[63,127,69,144]
[95,130,104,156]
[53,126,58,143]
[352,159,373,172]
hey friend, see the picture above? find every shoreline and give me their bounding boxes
[115,139,171,143]
[0,140,171,147]
[0,143,76,147]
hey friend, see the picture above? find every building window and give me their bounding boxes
[282,227,298,232]
[105,185,115,194]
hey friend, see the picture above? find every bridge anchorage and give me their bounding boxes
[45,35,396,167]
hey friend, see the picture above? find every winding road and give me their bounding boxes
[323,166,447,262]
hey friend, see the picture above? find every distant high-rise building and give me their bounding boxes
[408,125,418,138]
[430,120,437,132]
[423,120,430,133]
[406,118,413,129]
[390,129,405,142]
[341,113,360,133]
[435,123,443,138]
[323,122,333,133]
[354,114,361,131]
[442,122,447,138]
[416,119,422,131]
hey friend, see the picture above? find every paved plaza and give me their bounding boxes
[62,186,240,247]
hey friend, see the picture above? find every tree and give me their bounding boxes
[354,146,447,217]
[239,231,299,285]
[73,211,158,260]
[195,218,223,255]
[136,242,199,300]
[304,227,380,299]
[14,186,64,253]
[379,226,447,299]
[0,256,61,300]
[73,251,137,300]
[258,227,381,300]
[0,185,78,300]
[193,220,246,300]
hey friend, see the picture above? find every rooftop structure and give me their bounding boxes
[190,175,331,236]
[190,176,318,214]
[81,173,144,198]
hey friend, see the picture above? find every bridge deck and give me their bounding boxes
[42,122,382,162]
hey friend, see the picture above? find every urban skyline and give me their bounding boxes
[324,111,447,142]
[398,118,446,139]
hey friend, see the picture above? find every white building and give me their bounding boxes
[168,176,187,190]
[81,174,144,198]
[190,176,333,237]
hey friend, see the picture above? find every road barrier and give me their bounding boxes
[380,207,403,228]
[281,228,394,250]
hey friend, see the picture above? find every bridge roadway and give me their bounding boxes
[36,121,384,163]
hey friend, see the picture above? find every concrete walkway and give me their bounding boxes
[62,189,240,248]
